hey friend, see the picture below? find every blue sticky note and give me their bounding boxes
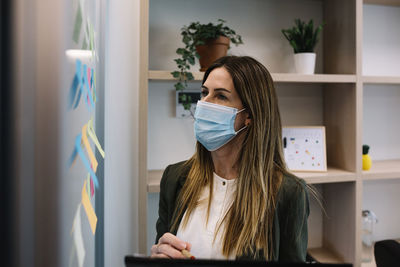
[90,71,97,102]
[74,87,82,109]
[75,134,99,188]
[68,144,78,167]
[69,134,99,188]
[83,64,94,111]
[68,60,84,110]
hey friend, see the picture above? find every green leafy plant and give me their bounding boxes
[281,19,324,53]
[171,19,243,110]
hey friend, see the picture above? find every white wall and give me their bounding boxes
[105,0,141,266]
[363,85,400,160]
[363,180,400,241]
[363,4,400,76]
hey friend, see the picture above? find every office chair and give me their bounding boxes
[374,239,400,267]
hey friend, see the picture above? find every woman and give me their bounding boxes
[151,56,309,261]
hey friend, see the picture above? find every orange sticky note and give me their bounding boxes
[81,180,97,234]
[82,124,98,171]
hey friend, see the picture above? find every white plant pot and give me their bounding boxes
[294,53,316,74]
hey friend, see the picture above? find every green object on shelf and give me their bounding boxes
[363,144,370,155]
[171,19,243,111]
[281,19,324,53]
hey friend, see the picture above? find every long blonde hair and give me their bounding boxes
[171,56,292,259]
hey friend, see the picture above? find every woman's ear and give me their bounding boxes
[245,113,252,126]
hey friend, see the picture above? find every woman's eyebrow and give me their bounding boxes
[201,85,231,93]
[214,88,231,93]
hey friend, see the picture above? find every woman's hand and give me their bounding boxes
[151,232,192,259]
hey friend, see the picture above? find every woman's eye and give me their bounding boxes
[201,91,208,97]
[217,94,227,100]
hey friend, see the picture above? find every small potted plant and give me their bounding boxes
[282,19,324,74]
[171,19,243,110]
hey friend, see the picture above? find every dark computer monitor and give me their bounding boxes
[125,256,352,267]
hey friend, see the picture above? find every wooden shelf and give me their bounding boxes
[148,70,356,84]
[308,247,344,264]
[147,167,355,193]
[363,75,400,84]
[362,159,400,181]
[294,167,356,184]
[364,0,400,6]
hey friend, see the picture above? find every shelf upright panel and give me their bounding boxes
[139,0,150,254]
[322,0,358,265]
[324,0,357,75]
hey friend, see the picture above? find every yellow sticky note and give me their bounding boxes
[86,174,91,197]
[87,118,105,158]
[82,124,98,171]
[81,181,97,234]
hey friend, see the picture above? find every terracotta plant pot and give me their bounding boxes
[196,36,230,71]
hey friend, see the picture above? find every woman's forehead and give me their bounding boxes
[204,67,236,94]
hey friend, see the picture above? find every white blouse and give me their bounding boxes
[176,172,236,259]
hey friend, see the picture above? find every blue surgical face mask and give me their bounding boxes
[194,100,247,151]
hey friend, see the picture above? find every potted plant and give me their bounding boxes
[282,19,324,74]
[171,19,243,110]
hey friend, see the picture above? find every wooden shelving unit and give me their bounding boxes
[362,160,400,180]
[308,247,344,264]
[147,169,164,193]
[364,0,400,6]
[139,0,400,265]
[149,70,357,83]
[297,168,357,184]
[363,75,400,84]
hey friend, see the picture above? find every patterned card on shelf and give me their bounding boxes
[282,126,327,172]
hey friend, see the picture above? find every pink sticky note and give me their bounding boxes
[87,67,92,90]
[90,177,94,198]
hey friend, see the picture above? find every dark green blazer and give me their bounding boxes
[155,161,309,262]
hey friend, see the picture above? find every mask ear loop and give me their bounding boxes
[235,124,247,134]
[235,108,248,134]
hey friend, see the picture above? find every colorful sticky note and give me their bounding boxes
[68,146,78,168]
[68,75,79,108]
[89,22,94,52]
[82,180,97,235]
[72,204,85,267]
[82,124,98,171]
[72,4,83,43]
[87,118,105,158]
[70,134,99,188]
[86,174,91,197]
[83,64,94,110]
[92,70,97,102]
[90,177,94,197]
[68,60,83,110]
[82,37,88,50]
